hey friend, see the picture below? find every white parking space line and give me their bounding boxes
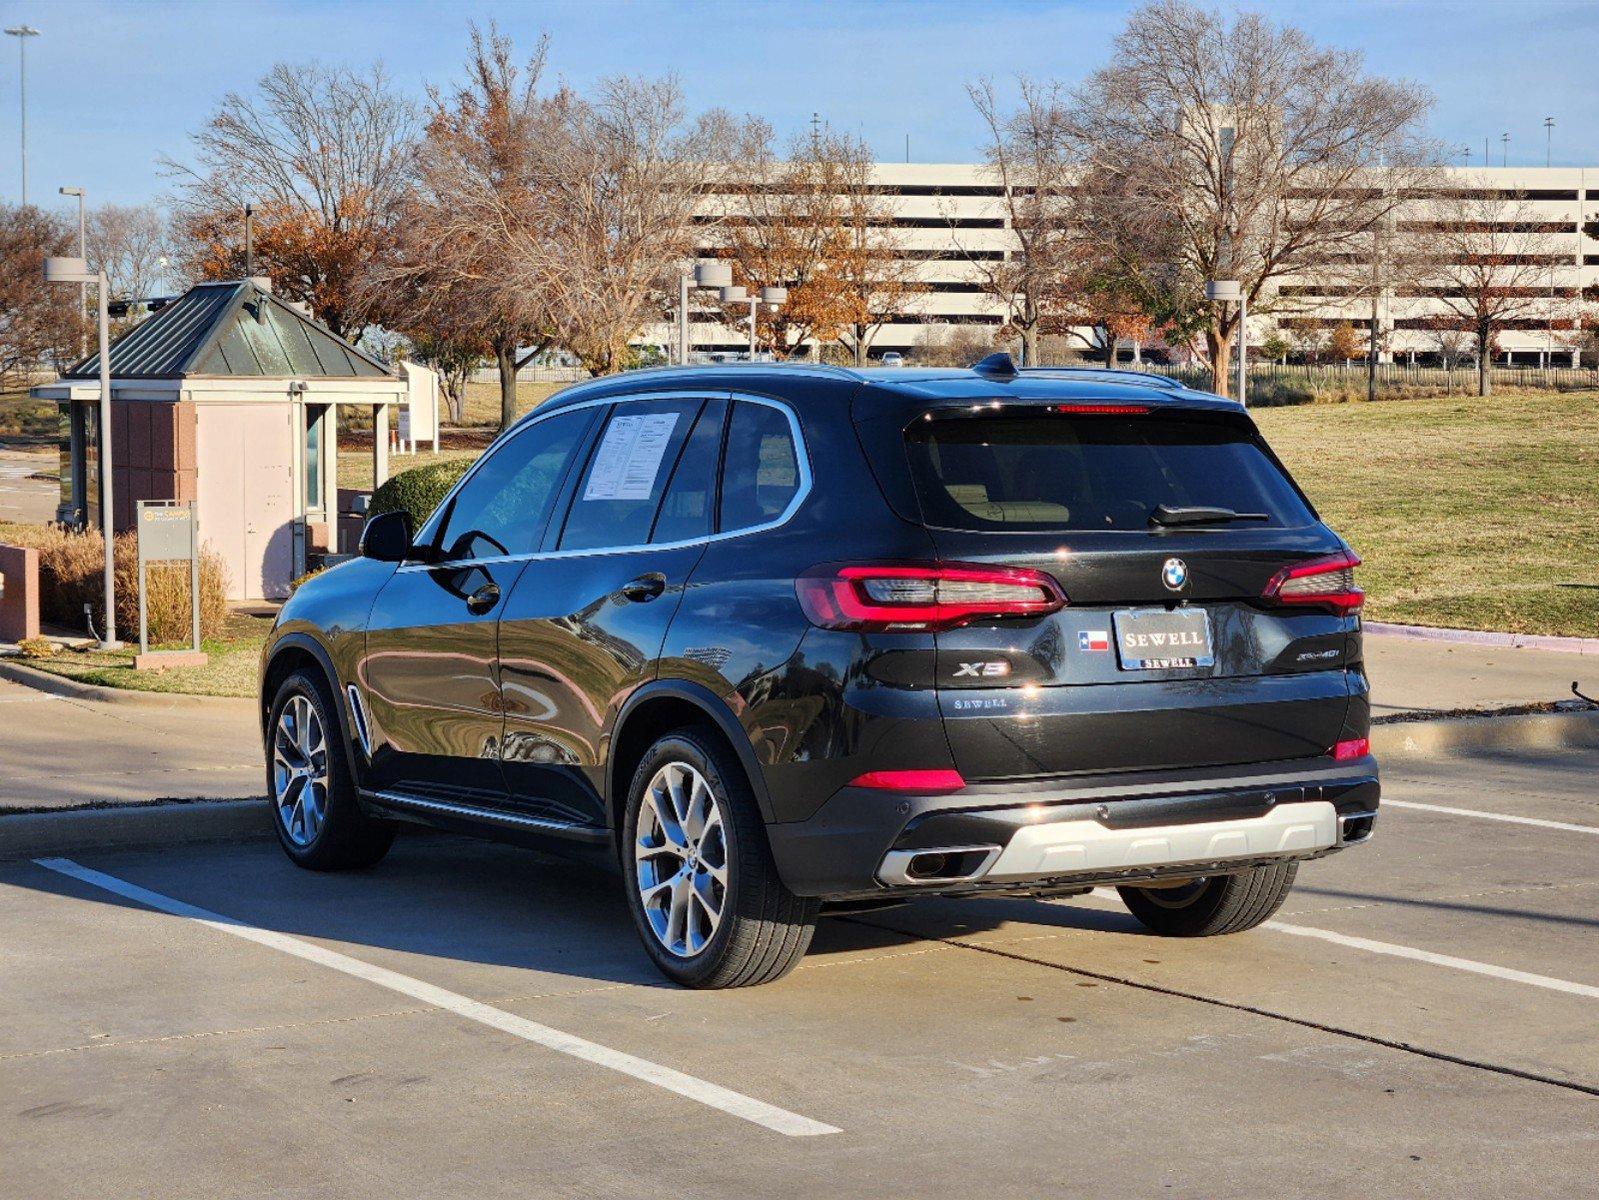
[34,857,840,1139]
[1264,921,1599,1000]
[1075,890,1599,1001]
[1382,798,1599,835]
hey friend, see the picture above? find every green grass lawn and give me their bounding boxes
[0,388,58,441]
[1255,391,1599,637]
[15,609,272,698]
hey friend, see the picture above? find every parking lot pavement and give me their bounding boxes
[4,746,1598,1198]
[0,677,261,811]
[0,447,56,525]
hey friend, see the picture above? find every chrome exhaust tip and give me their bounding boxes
[1338,811,1377,845]
[878,845,1002,887]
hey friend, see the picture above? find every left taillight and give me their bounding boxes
[796,562,1067,633]
[1263,551,1363,613]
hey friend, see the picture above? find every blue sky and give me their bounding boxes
[1,0,1595,208]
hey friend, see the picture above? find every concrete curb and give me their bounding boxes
[0,799,270,861]
[1365,622,1599,656]
[0,657,257,712]
[1371,709,1599,760]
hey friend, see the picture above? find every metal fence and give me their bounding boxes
[1134,361,1599,394]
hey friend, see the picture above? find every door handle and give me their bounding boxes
[621,573,667,603]
[466,582,501,614]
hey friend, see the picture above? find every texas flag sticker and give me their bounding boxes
[1078,630,1110,652]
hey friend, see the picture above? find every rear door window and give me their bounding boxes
[906,410,1315,531]
[719,401,801,531]
[651,399,726,545]
[559,398,702,551]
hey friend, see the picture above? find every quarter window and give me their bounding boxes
[560,399,702,551]
[430,408,591,562]
[719,402,801,531]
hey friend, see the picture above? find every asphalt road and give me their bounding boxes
[3,744,1597,1198]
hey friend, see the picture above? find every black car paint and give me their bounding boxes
[261,364,1378,898]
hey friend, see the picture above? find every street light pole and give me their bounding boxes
[4,25,40,206]
[60,186,86,358]
[1544,117,1554,168]
[45,254,120,648]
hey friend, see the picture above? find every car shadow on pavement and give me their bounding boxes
[10,831,1153,988]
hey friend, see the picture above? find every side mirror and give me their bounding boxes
[360,509,413,562]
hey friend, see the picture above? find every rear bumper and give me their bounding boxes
[766,754,1379,900]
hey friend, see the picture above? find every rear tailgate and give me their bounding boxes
[878,400,1359,781]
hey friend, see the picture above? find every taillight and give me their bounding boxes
[797,562,1067,632]
[1263,552,1363,613]
[849,768,966,793]
[1330,737,1370,761]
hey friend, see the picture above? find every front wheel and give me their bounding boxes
[1118,862,1297,937]
[622,728,818,988]
[267,670,394,870]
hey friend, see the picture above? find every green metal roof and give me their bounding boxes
[63,280,393,381]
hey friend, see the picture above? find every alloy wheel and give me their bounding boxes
[273,694,329,847]
[634,761,729,958]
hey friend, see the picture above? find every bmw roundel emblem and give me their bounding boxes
[1161,557,1189,591]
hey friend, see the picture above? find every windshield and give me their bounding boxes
[905,410,1315,532]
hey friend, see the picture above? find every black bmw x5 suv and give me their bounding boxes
[260,357,1378,988]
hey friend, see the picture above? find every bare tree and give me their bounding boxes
[86,204,172,304]
[1409,183,1572,395]
[1066,0,1436,395]
[0,204,76,385]
[962,77,1084,366]
[533,76,743,374]
[381,26,562,429]
[165,61,416,339]
[832,139,926,365]
[711,123,859,357]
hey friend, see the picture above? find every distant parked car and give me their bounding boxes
[261,355,1378,988]
[880,351,905,367]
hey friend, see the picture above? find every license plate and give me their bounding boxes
[1112,607,1214,670]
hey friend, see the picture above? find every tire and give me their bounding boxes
[621,727,818,988]
[1117,863,1298,937]
[266,669,394,871]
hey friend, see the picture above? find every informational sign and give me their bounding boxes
[582,412,679,501]
[135,500,201,659]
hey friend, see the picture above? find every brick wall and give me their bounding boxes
[110,401,198,533]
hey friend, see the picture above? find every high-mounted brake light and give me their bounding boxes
[849,768,967,793]
[797,562,1067,633]
[1047,403,1150,415]
[1263,551,1363,613]
[1330,737,1370,761]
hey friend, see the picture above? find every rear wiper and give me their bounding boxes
[1149,504,1271,527]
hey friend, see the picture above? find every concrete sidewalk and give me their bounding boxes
[0,674,262,811]
[1364,631,1592,718]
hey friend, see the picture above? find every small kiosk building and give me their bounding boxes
[33,278,409,600]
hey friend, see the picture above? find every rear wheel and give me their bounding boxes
[622,728,818,988]
[1118,863,1297,937]
[267,669,394,870]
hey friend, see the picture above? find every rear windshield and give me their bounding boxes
[905,410,1315,532]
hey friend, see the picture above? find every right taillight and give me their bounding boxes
[1263,551,1363,613]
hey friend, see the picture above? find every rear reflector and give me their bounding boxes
[1331,737,1370,761]
[1264,551,1363,613]
[797,562,1067,633]
[849,769,967,793]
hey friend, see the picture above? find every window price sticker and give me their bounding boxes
[583,412,680,501]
